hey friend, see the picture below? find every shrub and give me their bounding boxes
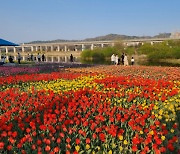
[124,47,136,55]
[80,50,92,60]
[80,41,125,64]
[138,41,180,62]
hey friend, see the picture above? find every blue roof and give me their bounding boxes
[0,38,18,46]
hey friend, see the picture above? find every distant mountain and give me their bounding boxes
[84,34,152,41]
[26,33,171,44]
[154,33,171,38]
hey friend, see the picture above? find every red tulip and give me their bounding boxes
[0,142,4,150]
[45,145,51,152]
[57,137,61,144]
[132,145,138,152]
[75,138,80,145]
[53,147,60,153]
[99,133,106,142]
[66,138,71,143]
[7,145,12,151]
[86,138,91,144]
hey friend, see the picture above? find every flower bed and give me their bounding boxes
[0,66,40,76]
[0,66,180,153]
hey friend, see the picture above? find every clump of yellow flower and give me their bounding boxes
[25,75,105,93]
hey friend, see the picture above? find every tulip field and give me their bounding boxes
[0,65,180,154]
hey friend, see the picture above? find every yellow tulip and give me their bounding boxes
[86,144,90,150]
[119,146,123,151]
[149,130,154,135]
[112,143,116,149]
[118,135,123,140]
[161,136,165,141]
[75,145,80,152]
[123,140,128,145]
[158,115,162,120]
[170,129,174,133]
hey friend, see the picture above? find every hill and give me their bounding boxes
[27,33,171,44]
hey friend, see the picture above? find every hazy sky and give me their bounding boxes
[0,0,180,43]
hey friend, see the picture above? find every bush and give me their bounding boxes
[80,50,92,60]
[80,41,125,64]
[124,47,136,55]
[138,41,180,62]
